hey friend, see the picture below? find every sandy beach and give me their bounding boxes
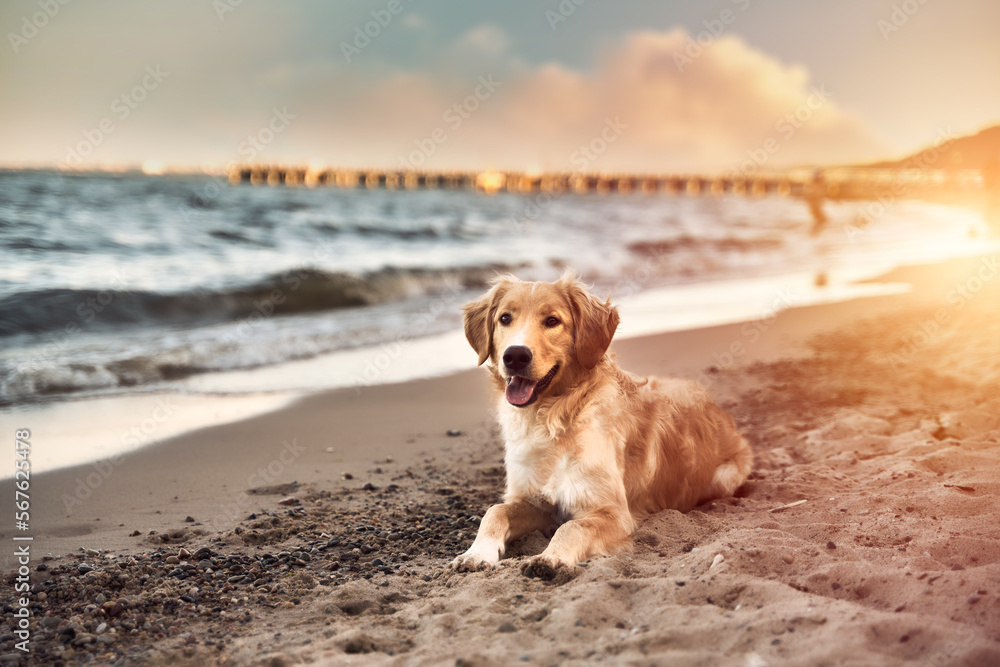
[3,254,1000,666]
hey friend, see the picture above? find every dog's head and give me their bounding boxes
[462,272,619,407]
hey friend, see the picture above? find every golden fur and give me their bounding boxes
[450,272,754,579]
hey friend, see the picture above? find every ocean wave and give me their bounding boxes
[627,235,784,257]
[0,264,513,338]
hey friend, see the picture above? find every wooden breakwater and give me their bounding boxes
[227,165,985,199]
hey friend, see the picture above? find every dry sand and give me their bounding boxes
[2,255,999,666]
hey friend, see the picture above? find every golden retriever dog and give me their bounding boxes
[450,272,753,580]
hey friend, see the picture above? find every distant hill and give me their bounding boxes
[861,124,1000,171]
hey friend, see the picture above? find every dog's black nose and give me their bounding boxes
[502,345,532,373]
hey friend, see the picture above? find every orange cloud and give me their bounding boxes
[303,27,887,173]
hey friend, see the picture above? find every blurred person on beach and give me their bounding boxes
[805,168,829,235]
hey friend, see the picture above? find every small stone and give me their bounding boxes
[342,472,354,480]
[165,556,180,565]
[446,429,462,437]
[130,530,141,537]
[184,516,195,523]
[782,553,795,564]
[278,496,299,506]
[78,564,94,574]
[968,595,981,605]
[95,623,107,635]
[498,621,517,633]
[826,541,836,550]
[178,548,192,560]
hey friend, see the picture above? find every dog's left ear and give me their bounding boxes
[462,277,514,366]
[562,276,619,370]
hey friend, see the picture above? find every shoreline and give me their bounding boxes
[0,259,925,478]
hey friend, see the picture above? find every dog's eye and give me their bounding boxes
[544,316,561,328]
[499,313,512,326]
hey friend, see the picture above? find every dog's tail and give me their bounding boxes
[703,435,754,502]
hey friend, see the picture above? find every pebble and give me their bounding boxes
[498,621,517,633]
[446,429,462,437]
[782,553,795,564]
[826,541,836,549]
[165,556,180,565]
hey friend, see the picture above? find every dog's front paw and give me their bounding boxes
[450,553,496,572]
[520,555,581,583]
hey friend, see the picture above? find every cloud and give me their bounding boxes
[2,21,887,172]
[292,28,886,172]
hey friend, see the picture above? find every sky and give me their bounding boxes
[1,0,998,174]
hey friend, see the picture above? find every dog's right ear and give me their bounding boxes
[462,277,514,366]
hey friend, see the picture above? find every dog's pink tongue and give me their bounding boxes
[505,376,536,406]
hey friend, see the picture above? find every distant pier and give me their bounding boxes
[226,165,988,225]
